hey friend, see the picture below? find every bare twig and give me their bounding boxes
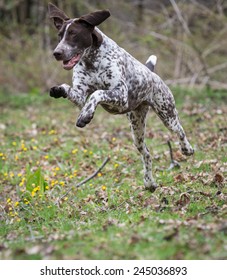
[169,0,191,35]
[55,157,110,205]
[165,76,227,90]
[207,80,227,91]
[167,141,180,170]
[207,62,227,75]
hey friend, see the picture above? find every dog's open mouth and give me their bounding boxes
[63,53,81,70]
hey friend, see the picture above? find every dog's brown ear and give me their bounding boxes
[48,3,70,30]
[79,10,110,27]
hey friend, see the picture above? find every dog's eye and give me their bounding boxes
[68,30,76,36]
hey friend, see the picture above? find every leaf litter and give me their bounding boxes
[0,92,227,259]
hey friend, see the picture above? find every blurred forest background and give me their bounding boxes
[0,0,227,93]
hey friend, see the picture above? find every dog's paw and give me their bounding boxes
[50,86,67,99]
[181,146,194,156]
[144,178,158,193]
[76,111,94,128]
[145,184,158,193]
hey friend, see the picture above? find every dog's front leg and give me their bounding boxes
[76,81,128,128]
[50,84,87,109]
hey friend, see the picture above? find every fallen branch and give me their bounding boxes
[165,76,227,90]
[169,0,191,35]
[167,141,180,170]
[55,157,110,205]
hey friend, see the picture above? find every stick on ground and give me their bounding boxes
[55,157,110,205]
[167,140,180,170]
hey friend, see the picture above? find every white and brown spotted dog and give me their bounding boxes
[48,3,194,191]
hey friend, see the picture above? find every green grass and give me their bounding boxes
[0,88,226,260]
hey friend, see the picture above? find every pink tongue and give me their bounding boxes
[63,54,80,70]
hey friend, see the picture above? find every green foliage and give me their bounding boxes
[25,166,47,195]
[0,89,226,260]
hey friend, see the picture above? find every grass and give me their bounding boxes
[0,88,226,260]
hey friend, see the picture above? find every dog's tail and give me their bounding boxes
[145,55,157,72]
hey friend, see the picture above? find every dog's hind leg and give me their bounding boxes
[127,105,158,192]
[151,84,194,156]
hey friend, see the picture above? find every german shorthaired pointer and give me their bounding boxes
[48,3,194,191]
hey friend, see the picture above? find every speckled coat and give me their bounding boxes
[49,3,194,191]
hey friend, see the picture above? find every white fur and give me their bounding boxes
[146,55,157,66]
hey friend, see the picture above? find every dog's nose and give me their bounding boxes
[53,50,63,60]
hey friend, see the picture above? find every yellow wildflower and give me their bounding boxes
[9,212,14,217]
[60,181,65,187]
[14,201,19,207]
[102,185,107,191]
[33,186,40,192]
[98,173,102,177]
[24,198,30,204]
[49,129,56,135]
[7,198,11,204]
[19,177,26,187]
[72,149,78,154]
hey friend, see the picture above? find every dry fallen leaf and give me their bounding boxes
[176,193,191,208]
[128,234,141,245]
[213,173,225,185]
[174,173,186,183]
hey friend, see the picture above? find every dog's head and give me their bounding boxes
[48,3,110,70]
